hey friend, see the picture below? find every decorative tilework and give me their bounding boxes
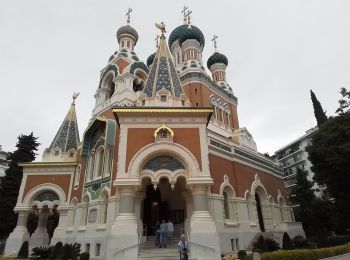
[143,155,185,172]
[156,57,171,93]
[144,58,158,97]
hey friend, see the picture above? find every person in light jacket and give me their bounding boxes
[177,234,189,260]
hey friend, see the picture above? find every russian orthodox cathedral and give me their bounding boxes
[5,8,304,260]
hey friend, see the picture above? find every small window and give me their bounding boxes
[54,151,59,156]
[95,243,101,256]
[121,41,124,48]
[231,239,235,251]
[86,244,90,253]
[160,130,168,138]
[160,95,167,102]
[195,102,199,107]
[127,41,130,48]
[195,89,198,94]
[181,100,185,106]
[70,152,74,157]
[142,99,145,105]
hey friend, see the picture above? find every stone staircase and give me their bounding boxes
[138,235,180,260]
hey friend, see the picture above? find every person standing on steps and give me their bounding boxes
[177,234,189,260]
[167,219,174,240]
[159,219,168,248]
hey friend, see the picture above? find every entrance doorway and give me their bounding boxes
[141,177,187,236]
[255,193,265,232]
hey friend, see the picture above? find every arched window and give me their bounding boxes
[68,199,77,227]
[87,153,95,181]
[223,191,230,219]
[94,147,104,178]
[98,191,108,225]
[104,149,113,178]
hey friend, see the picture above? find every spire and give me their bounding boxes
[142,22,189,106]
[48,94,80,154]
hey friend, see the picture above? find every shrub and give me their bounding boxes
[31,245,54,259]
[238,250,247,259]
[282,232,294,250]
[80,252,90,260]
[261,243,350,260]
[253,236,269,253]
[17,241,29,258]
[62,243,81,260]
[49,241,63,259]
[292,235,310,249]
[265,237,280,252]
[324,235,350,247]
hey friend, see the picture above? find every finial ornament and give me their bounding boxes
[181,6,188,24]
[185,10,192,28]
[72,92,80,104]
[155,22,166,36]
[212,35,218,52]
[126,8,133,25]
[155,34,160,48]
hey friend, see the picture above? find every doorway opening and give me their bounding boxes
[141,177,187,236]
[255,193,265,232]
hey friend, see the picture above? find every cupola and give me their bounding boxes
[116,8,139,50]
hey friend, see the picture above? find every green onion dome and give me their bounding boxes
[146,53,156,68]
[207,52,228,69]
[168,25,205,48]
[117,25,139,44]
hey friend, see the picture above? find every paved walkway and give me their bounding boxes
[321,253,350,260]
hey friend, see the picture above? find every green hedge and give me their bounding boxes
[261,243,350,260]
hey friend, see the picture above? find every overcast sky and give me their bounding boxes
[1,0,349,160]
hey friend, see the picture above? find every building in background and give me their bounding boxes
[0,145,10,177]
[274,127,328,206]
[5,10,304,259]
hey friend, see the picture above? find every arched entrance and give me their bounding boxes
[141,176,187,236]
[255,193,265,232]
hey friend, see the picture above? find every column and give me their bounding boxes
[4,210,30,256]
[106,186,138,260]
[189,184,220,260]
[182,191,193,235]
[30,207,49,247]
[135,192,145,237]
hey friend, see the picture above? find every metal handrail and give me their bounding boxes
[112,232,142,256]
[187,231,216,251]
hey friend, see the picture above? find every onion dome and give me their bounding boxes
[146,53,156,68]
[207,52,228,69]
[168,25,205,48]
[117,25,139,44]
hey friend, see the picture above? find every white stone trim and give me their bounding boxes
[127,142,201,179]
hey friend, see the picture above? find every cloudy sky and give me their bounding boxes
[1,0,349,159]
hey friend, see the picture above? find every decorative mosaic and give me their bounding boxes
[143,155,185,172]
[144,58,158,96]
[34,191,59,202]
[155,57,171,93]
[168,58,183,97]
[49,109,79,152]
[84,177,111,200]
[210,139,232,152]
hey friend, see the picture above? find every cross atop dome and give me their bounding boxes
[212,35,218,52]
[181,6,188,24]
[126,8,132,25]
[185,9,192,28]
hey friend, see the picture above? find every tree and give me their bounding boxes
[307,88,350,234]
[26,212,39,237]
[336,87,350,114]
[0,133,39,239]
[310,89,328,126]
[290,168,315,220]
[46,208,60,245]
